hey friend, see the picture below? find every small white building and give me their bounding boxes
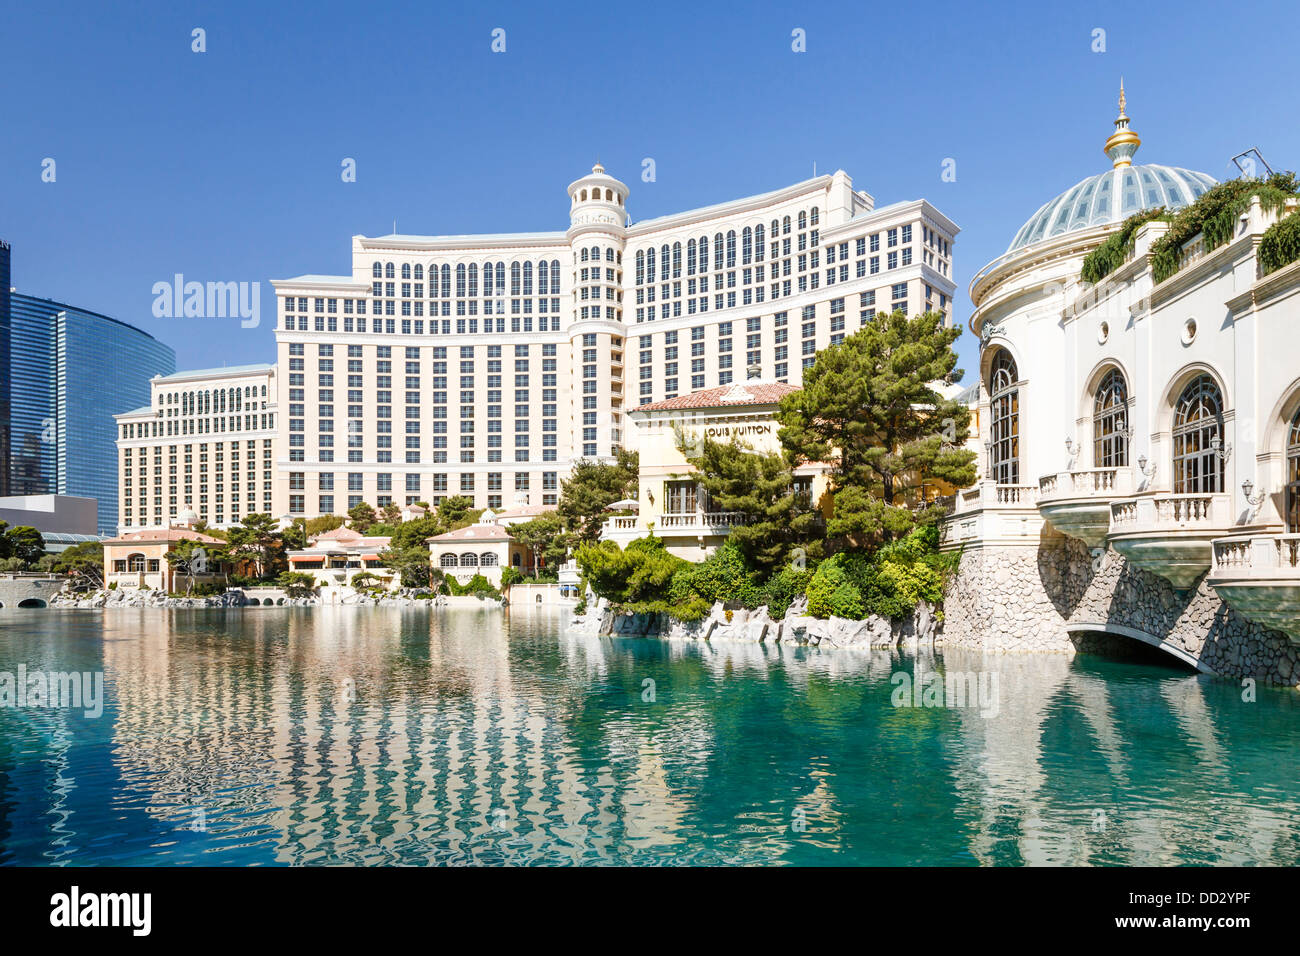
[286,526,396,589]
[428,518,528,587]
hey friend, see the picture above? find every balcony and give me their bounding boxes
[598,514,645,547]
[1207,533,1300,641]
[939,482,1043,549]
[655,511,748,533]
[1106,493,1232,589]
[1036,467,1134,547]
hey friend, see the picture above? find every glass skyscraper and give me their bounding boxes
[9,293,175,534]
[0,240,11,498]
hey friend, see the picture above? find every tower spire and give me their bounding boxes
[1103,78,1141,168]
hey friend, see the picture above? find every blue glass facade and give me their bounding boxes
[0,241,10,497]
[9,294,175,534]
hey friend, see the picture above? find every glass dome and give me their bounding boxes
[1006,164,1217,253]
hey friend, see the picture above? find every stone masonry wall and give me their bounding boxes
[942,527,1299,687]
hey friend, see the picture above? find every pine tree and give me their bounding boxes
[777,309,977,549]
[683,438,821,575]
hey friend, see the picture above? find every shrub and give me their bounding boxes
[499,566,524,589]
[1259,210,1300,275]
[759,564,814,618]
[806,556,865,620]
[1080,207,1167,284]
[1151,174,1299,283]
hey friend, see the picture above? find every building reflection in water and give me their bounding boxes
[0,609,1296,865]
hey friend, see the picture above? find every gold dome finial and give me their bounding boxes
[1104,78,1140,168]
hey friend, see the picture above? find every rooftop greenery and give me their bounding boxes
[1079,172,1300,285]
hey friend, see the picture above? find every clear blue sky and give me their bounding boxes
[2,0,1294,381]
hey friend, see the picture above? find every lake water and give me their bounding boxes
[1,606,1297,866]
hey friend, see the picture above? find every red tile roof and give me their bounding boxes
[103,529,224,545]
[427,523,514,543]
[632,381,800,413]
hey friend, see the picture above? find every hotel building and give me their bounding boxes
[114,364,277,531]
[262,163,957,524]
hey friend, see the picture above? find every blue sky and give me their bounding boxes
[2,0,1295,381]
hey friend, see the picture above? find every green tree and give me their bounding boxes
[164,539,212,596]
[379,545,433,588]
[574,535,685,614]
[509,512,568,577]
[227,513,282,580]
[389,516,442,551]
[55,540,107,591]
[434,495,476,531]
[380,502,402,525]
[347,502,377,532]
[682,436,821,575]
[276,570,319,598]
[305,514,345,536]
[3,526,46,567]
[558,448,639,543]
[777,310,976,549]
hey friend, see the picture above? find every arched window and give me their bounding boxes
[413,264,423,280]
[646,247,656,284]
[989,350,1020,485]
[698,236,709,271]
[725,230,736,268]
[755,224,765,261]
[672,242,681,278]
[1093,368,1129,467]
[686,240,696,276]
[385,262,395,279]
[456,264,466,297]
[550,260,560,293]
[1172,374,1225,494]
[714,233,724,270]
[480,552,498,566]
[459,553,478,567]
[372,262,382,278]
[128,553,146,572]
[441,264,451,297]
[1287,409,1300,532]
[440,553,458,568]
[401,263,411,279]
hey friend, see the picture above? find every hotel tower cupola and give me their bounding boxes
[1103,79,1142,168]
[567,161,630,231]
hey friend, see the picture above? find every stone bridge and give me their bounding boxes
[942,527,1298,687]
[0,573,66,610]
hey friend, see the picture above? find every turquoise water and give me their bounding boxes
[0,606,1297,866]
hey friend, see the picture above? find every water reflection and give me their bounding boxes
[0,606,1296,865]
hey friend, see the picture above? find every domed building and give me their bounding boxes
[941,85,1300,685]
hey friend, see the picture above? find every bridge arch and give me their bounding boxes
[1067,622,1212,673]
[16,598,47,609]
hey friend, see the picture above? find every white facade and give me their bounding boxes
[944,87,1300,647]
[267,163,957,522]
[114,364,278,532]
